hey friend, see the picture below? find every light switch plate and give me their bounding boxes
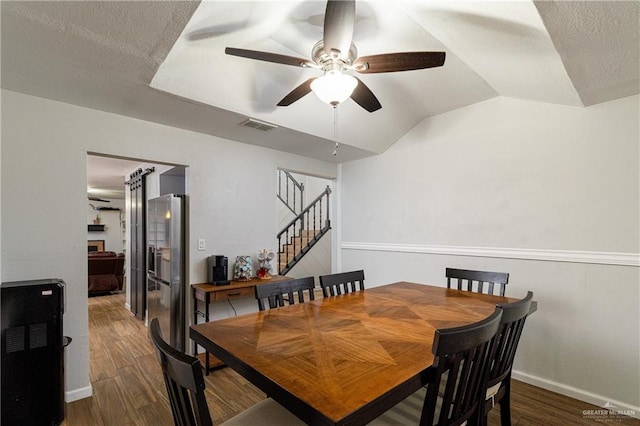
[197,238,205,251]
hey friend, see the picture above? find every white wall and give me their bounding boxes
[1,90,337,401]
[339,96,639,412]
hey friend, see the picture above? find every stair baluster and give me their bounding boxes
[277,170,304,215]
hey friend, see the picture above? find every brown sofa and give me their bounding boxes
[88,251,125,294]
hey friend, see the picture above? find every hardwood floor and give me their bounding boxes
[63,292,639,425]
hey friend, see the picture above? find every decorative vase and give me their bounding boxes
[256,249,275,280]
[233,256,252,281]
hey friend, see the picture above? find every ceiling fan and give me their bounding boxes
[225,0,445,112]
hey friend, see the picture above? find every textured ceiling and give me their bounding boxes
[2,1,639,169]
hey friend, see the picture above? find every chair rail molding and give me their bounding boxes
[340,242,640,267]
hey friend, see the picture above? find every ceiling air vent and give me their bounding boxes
[240,118,278,132]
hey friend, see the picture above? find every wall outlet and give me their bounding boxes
[197,238,205,251]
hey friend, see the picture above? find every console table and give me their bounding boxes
[191,275,291,373]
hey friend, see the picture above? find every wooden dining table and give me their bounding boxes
[190,282,526,426]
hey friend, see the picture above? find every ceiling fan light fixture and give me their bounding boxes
[311,71,358,107]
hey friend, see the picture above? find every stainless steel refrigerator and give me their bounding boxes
[147,194,185,351]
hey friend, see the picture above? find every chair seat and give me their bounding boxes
[221,398,305,426]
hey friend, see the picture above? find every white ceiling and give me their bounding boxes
[152,0,581,154]
[2,1,639,178]
[86,155,142,200]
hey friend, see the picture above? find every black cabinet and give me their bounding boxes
[1,279,66,426]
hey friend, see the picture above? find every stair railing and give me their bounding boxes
[278,186,331,275]
[277,170,304,215]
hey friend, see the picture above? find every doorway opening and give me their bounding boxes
[86,153,189,381]
[276,169,333,281]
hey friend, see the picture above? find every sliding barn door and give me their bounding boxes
[128,169,148,320]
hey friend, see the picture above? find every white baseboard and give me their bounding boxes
[65,385,92,403]
[341,242,640,267]
[125,302,131,311]
[512,370,640,420]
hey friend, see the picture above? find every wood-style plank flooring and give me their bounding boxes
[63,292,639,425]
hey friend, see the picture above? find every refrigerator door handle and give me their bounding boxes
[148,246,156,275]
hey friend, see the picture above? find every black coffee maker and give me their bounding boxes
[207,255,230,285]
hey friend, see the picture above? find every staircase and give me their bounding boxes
[278,185,331,275]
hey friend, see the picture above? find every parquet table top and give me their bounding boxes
[190,282,515,425]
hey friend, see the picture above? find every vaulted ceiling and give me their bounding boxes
[2,1,639,164]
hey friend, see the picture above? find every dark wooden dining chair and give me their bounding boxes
[150,318,213,426]
[149,318,304,426]
[480,291,534,426]
[370,308,503,426]
[446,268,509,296]
[254,276,315,311]
[318,269,365,297]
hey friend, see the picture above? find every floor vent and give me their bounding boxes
[240,118,278,132]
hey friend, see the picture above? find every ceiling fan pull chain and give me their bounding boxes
[333,106,339,156]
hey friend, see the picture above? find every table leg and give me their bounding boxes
[204,292,210,375]
[192,288,198,356]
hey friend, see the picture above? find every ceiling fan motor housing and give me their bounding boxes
[312,41,360,73]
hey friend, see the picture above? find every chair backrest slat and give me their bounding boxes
[149,318,213,426]
[255,276,315,311]
[446,268,509,296]
[319,270,365,298]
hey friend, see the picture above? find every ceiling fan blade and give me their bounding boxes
[353,52,446,74]
[225,47,315,68]
[277,78,316,106]
[350,77,381,112]
[323,0,355,57]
